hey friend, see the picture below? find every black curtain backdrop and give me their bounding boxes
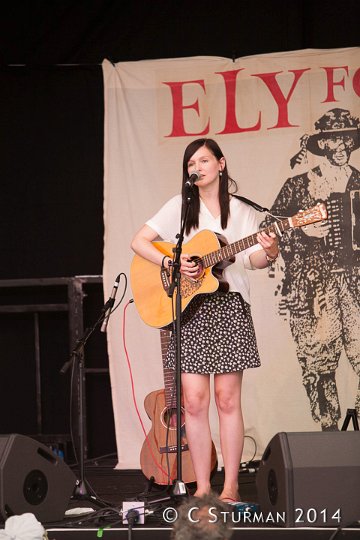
[1,0,359,280]
[1,65,103,279]
[0,0,359,459]
[1,1,359,66]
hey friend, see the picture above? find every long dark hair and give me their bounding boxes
[181,138,238,235]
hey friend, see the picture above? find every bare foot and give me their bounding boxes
[193,482,212,498]
[193,489,211,498]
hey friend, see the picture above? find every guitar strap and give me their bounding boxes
[231,194,269,315]
[232,194,269,213]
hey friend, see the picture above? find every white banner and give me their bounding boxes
[102,48,360,471]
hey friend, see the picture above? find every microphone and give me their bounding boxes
[100,274,121,333]
[185,170,200,188]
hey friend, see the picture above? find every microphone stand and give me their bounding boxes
[60,298,114,505]
[166,186,193,498]
[133,193,196,513]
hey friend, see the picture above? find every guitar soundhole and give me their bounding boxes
[161,407,185,430]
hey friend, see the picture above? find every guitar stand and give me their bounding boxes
[146,475,155,493]
[137,476,156,500]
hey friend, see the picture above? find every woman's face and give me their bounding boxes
[187,146,224,189]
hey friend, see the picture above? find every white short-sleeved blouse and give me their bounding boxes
[146,194,262,305]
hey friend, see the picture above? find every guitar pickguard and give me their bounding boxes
[180,274,205,298]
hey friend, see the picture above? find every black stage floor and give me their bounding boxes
[34,459,360,539]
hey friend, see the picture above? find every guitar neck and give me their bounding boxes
[160,328,176,409]
[202,217,291,268]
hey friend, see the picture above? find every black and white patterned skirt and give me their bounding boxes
[165,292,261,374]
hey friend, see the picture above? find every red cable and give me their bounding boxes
[122,299,174,482]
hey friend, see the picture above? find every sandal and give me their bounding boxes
[219,496,239,504]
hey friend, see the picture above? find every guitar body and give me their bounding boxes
[140,387,217,485]
[130,204,328,328]
[140,388,194,485]
[131,229,226,328]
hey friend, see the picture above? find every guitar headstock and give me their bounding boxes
[291,202,328,228]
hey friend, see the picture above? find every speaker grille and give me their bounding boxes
[0,434,76,523]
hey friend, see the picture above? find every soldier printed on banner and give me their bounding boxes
[264,108,360,431]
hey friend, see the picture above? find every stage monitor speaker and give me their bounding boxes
[256,431,360,527]
[0,434,76,523]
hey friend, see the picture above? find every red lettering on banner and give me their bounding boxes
[163,80,209,137]
[353,68,360,97]
[163,65,359,138]
[215,70,261,134]
[321,66,349,102]
[252,69,310,129]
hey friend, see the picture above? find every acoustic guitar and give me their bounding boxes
[140,328,217,485]
[131,203,328,328]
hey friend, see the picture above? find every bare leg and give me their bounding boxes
[215,371,244,501]
[181,373,212,496]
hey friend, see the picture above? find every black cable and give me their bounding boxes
[126,508,140,540]
[239,435,258,471]
[44,506,121,528]
[327,521,360,540]
[67,451,117,468]
[328,527,342,540]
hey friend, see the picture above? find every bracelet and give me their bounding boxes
[266,252,279,264]
[161,255,171,268]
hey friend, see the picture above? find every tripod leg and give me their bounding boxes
[341,408,359,431]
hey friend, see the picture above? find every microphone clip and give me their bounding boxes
[100,274,121,333]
